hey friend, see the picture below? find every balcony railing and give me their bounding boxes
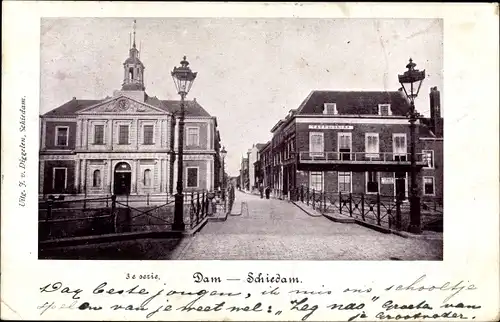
[298,151,427,164]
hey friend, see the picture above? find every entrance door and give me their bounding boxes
[114,162,132,195]
[395,172,406,200]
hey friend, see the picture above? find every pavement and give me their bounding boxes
[177,191,443,260]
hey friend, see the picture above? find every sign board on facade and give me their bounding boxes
[381,177,395,184]
[308,124,354,130]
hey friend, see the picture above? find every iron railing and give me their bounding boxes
[293,186,443,232]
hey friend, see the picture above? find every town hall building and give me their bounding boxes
[39,28,223,198]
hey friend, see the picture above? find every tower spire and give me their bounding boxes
[133,19,137,48]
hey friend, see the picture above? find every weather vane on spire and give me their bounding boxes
[133,19,137,48]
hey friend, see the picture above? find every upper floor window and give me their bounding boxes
[143,125,154,145]
[365,133,380,158]
[94,125,104,145]
[186,127,199,146]
[378,104,392,116]
[323,103,338,115]
[393,133,407,160]
[309,132,324,156]
[119,125,129,145]
[422,150,434,168]
[55,126,69,146]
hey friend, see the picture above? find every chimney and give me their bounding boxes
[429,86,443,137]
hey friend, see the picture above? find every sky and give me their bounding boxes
[40,18,443,177]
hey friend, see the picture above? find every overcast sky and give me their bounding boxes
[40,18,443,176]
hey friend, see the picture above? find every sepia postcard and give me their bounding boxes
[1,2,499,321]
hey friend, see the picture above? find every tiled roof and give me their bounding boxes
[42,94,212,118]
[296,90,411,116]
[42,99,104,117]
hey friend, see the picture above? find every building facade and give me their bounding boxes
[260,88,443,200]
[39,31,223,198]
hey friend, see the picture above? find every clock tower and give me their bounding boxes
[115,20,146,102]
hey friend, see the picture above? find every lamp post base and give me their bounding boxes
[408,195,422,234]
[173,193,185,231]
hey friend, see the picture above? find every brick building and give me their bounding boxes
[260,88,443,200]
[39,30,223,198]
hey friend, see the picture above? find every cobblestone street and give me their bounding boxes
[178,191,443,260]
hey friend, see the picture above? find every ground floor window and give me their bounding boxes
[186,167,199,188]
[309,171,323,192]
[52,167,67,193]
[143,169,152,187]
[423,176,435,196]
[366,171,379,193]
[93,170,101,187]
[338,171,351,193]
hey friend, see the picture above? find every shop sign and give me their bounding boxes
[308,124,353,130]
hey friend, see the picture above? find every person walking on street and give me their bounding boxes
[265,186,270,199]
[259,183,264,199]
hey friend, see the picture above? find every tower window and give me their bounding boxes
[129,67,134,81]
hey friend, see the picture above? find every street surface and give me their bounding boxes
[178,191,443,260]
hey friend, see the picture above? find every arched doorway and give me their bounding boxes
[114,162,132,195]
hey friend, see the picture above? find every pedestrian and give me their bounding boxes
[259,183,264,199]
[265,186,270,199]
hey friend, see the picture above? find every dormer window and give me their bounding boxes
[323,103,337,115]
[378,104,392,116]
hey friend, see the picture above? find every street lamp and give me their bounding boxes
[171,56,197,231]
[220,146,227,199]
[398,58,426,234]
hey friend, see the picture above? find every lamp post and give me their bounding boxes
[171,56,197,231]
[398,58,426,234]
[220,146,227,200]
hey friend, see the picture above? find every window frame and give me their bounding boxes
[52,167,67,191]
[392,133,407,159]
[422,150,435,169]
[365,171,380,194]
[338,171,352,193]
[309,132,324,157]
[93,124,105,145]
[423,176,436,196]
[378,104,392,116]
[92,169,102,187]
[143,124,155,145]
[365,133,380,159]
[323,103,338,115]
[143,168,152,187]
[186,126,200,146]
[186,166,200,188]
[55,126,69,147]
[118,124,130,145]
[309,171,324,192]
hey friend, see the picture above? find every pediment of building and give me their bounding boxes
[78,96,165,115]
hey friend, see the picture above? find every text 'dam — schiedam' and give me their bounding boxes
[37,273,483,321]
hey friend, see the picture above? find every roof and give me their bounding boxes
[42,94,212,118]
[255,143,267,151]
[296,90,411,116]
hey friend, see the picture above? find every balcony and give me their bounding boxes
[297,151,428,172]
